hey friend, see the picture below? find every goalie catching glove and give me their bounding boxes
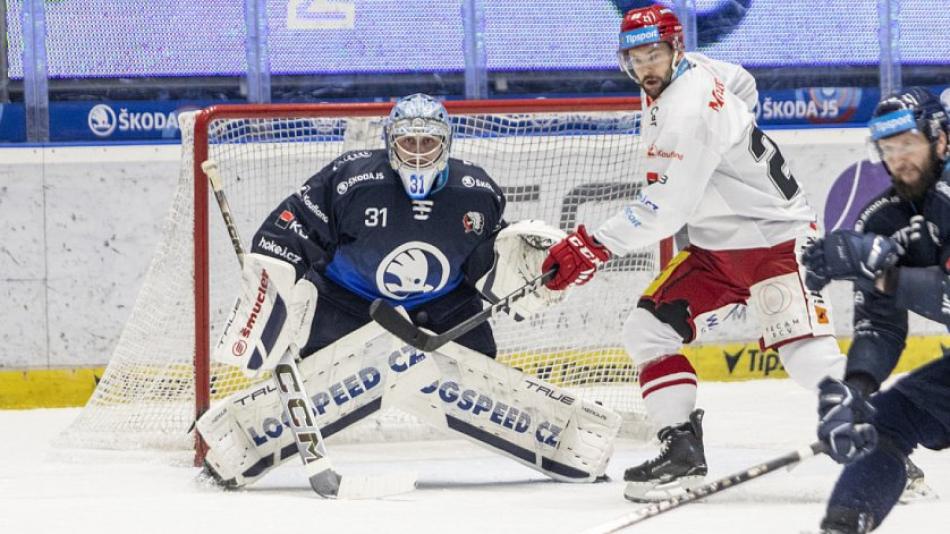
[214,253,317,377]
[476,219,568,320]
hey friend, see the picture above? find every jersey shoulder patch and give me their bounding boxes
[328,150,392,196]
[448,158,502,196]
[855,189,905,233]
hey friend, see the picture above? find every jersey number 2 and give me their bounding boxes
[749,127,799,201]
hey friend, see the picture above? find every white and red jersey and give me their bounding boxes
[593,52,815,255]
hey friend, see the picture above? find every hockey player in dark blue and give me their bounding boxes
[195,94,623,489]
[801,87,950,533]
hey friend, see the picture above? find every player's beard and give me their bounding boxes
[641,74,672,99]
[891,144,942,202]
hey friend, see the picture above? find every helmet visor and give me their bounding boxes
[871,130,931,165]
[618,43,673,82]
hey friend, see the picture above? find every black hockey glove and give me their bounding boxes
[801,230,902,293]
[817,377,878,464]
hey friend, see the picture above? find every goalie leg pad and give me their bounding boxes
[388,340,622,482]
[198,323,431,487]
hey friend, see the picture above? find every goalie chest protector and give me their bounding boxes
[254,149,505,311]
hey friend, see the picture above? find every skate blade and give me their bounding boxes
[899,478,939,504]
[623,475,705,503]
[333,471,418,500]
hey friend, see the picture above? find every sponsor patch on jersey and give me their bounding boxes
[336,171,385,195]
[296,185,330,223]
[258,236,302,264]
[708,78,726,112]
[814,305,829,324]
[275,210,294,229]
[376,242,450,300]
[623,206,642,227]
[460,175,496,192]
[646,144,684,160]
[636,192,659,212]
[273,209,309,239]
[646,172,668,185]
[463,211,485,235]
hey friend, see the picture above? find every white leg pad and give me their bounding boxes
[197,323,431,487]
[389,341,623,482]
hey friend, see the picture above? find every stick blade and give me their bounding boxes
[369,299,430,350]
[334,471,418,500]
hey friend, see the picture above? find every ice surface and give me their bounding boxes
[2,380,946,533]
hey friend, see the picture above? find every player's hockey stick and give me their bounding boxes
[202,159,416,499]
[581,441,828,533]
[369,268,556,352]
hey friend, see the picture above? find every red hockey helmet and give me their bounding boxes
[618,5,684,81]
[619,5,684,52]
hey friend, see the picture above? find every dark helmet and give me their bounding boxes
[869,87,949,144]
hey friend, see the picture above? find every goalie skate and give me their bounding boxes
[623,409,707,502]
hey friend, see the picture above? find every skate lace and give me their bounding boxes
[643,438,672,469]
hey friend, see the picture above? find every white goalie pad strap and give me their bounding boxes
[476,219,568,319]
[213,253,317,378]
[388,340,622,482]
[199,323,436,487]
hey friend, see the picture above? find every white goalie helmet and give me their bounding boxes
[384,93,452,199]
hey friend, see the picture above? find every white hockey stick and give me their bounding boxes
[202,159,416,499]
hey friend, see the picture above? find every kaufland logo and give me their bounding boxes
[619,27,660,50]
[88,104,117,137]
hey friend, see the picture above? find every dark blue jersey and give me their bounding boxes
[848,162,950,387]
[250,149,506,354]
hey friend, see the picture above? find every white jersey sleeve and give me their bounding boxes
[686,52,759,113]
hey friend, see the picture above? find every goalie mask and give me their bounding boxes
[385,93,452,200]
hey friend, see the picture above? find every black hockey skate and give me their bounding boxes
[623,409,707,502]
[819,505,873,533]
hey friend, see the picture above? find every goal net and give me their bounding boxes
[61,98,669,462]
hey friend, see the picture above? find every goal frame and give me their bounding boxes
[190,97,673,463]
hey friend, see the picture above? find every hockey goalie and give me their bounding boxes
[195,93,622,489]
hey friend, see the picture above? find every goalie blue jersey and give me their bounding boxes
[251,148,505,323]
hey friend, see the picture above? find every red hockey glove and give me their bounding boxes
[542,225,611,290]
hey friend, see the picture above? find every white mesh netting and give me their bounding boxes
[61,102,662,454]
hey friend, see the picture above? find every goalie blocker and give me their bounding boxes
[197,322,621,487]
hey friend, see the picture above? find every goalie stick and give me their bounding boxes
[582,441,829,533]
[202,159,416,499]
[369,269,556,352]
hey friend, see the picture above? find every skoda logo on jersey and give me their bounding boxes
[88,104,117,137]
[376,241,450,300]
[461,176,476,188]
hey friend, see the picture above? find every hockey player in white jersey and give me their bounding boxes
[542,5,846,501]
